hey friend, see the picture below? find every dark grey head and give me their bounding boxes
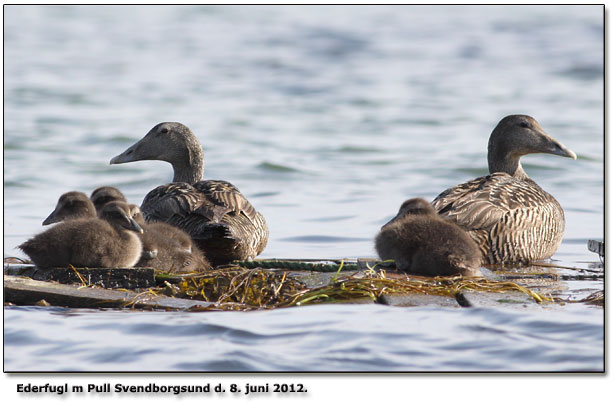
[43,191,96,225]
[99,201,144,234]
[488,115,576,178]
[109,122,204,184]
[383,198,435,228]
[90,186,127,213]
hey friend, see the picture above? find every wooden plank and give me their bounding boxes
[4,275,210,310]
[4,264,155,289]
[378,293,460,307]
[458,290,543,309]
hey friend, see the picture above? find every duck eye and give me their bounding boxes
[519,122,530,128]
[160,128,169,134]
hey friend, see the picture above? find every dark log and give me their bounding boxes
[4,275,209,310]
[4,264,155,289]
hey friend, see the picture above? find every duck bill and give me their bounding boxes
[42,210,59,226]
[126,218,144,234]
[109,136,147,165]
[538,130,577,160]
[381,212,403,229]
[549,139,577,160]
[110,144,137,165]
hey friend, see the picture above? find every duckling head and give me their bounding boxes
[90,186,127,213]
[99,201,144,234]
[43,191,96,225]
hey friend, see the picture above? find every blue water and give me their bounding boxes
[3,5,604,372]
[4,304,604,372]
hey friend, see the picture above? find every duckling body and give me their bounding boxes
[432,115,576,264]
[42,191,96,225]
[128,204,211,272]
[20,202,143,269]
[375,198,481,276]
[110,122,269,266]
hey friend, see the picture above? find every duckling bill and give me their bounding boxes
[375,198,481,277]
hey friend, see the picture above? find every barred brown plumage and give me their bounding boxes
[110,122,269,266]
[432,115,576,264]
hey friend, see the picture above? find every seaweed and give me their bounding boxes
[160,264,552,311]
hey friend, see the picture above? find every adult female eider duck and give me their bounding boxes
[109,122,269,266]
[431,115,576,264]
[20,201,143,269]
[375,198,481,276]
[42,191,96,225]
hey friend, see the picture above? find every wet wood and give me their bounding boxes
[458,290,545,309]
[378,293,460,307]
[4,264,155,289]
[3,257,603,310]
[4,275,210,310]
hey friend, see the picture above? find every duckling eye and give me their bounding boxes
[160,127,169,134]
[519,122,530,128]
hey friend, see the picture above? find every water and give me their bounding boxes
[3,5,604,372]
[3,304,604,372]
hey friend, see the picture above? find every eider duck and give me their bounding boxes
[42,191,97,225]
[375,198,481,277]
[109,122,269,266]
[128,204,211,272]
[20,201,143,269]
[90,186,127,213]
[431,115,576,264]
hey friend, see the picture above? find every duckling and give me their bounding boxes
[375,198,481,277]
[42,191,96,225]
[90,186,127,213]
[128,204,211,272]
[20,201,143,269]
[128,204,194,253]
[109,122,268,266]
[432,115,576,264]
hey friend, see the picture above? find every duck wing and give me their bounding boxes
[432,173,518,230]
[140,181,268,265]
[433,172,557,229]
[432,172,564,263]
[193,180,258,224]
[140,183,228,224]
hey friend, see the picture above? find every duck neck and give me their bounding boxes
[171,145,204,184]
[488,148,530,181]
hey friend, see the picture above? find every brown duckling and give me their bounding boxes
[90,186,127,213]
[20,201,144,269]
[109,122,268,266]
[128,204,211,272]
[432,115,576,264]
[375,198,481,277]
[128,204,194,253]
[42,191,96,225]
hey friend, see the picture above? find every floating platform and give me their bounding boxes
[3,258,604,311]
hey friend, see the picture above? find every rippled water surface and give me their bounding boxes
[4,304,604,372]
[3,5,604,372]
